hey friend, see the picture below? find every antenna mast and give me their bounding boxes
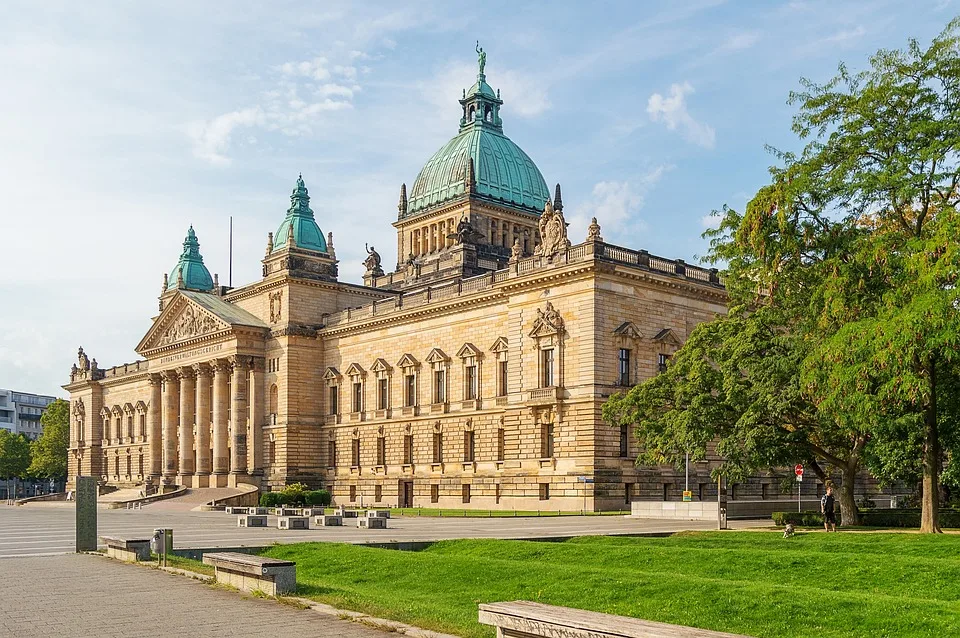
[229,215,233,287]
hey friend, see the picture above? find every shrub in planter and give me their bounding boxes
[259,492,281,507]
[304,490,331,506]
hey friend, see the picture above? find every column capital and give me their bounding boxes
[177,366,196,380]
[210,358,231,374]
[193,362,212,378]
[248,357,266,372]
[229,355,250,371]
[148,372,163,385]
[159,369,179,382]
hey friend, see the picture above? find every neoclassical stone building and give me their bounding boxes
[65,56,730,510]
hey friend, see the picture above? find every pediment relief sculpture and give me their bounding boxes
[157,303,224,346]
[529,301,565,338]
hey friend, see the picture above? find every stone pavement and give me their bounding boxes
[0,554,395,638]
[0,503,766,558]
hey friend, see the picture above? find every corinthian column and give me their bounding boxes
[148,373,162,479]
[211,359,230,476]
[160,370,180,481]
[230,356,249,475]
[194,363,212,476]
[178,367,196,476]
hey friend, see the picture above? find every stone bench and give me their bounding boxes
[202,552,296,596]
[316,515,342,527]
[366,509,390,519]
[272,507,301,517]
[238,515,268,527]
[225,506,248,515]
[278,516,310,530]
[336,508,359,518]
[303,507,325,516]
[479,601,750,638]
[99,536,151,562]
[357,516,387,529]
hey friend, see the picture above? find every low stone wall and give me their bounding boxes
[210,483,259,508]
[105,486,188,509]
[630,500,720,521]
[15,492,67,506]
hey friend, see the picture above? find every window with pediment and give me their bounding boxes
[490,337,509,397]
[426,348,449,405]
[345,363,366,413]
[397,354,419,408]
[323,367,341,416]
[111,406,123,443]
[371,358,392,412]
[100,407,111,443]
[529,302,565,389]
[457,343,482,402]
[653,328,683,374]
[613,322,643,386]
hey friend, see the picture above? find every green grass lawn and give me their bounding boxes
[259,532,960,638]
[387,507,629,517]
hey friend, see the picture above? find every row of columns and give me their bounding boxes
[410,216,457,257]
[148,356,263,484]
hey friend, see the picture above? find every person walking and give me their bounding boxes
[821,484,837,532]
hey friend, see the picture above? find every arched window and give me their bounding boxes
[484,106,492,122]
[468,106,476,120]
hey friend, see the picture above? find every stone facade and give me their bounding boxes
[65,58,743,510]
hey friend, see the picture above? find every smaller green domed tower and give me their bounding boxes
[272,174,328,253]
[262,174,339,283]
[167,226,214,292]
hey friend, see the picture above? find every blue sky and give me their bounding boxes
[0,0,955,395]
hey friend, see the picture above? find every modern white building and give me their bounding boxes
[0,389,58,441]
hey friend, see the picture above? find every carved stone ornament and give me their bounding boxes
[158,304,221,346]
[586,217,603,242]
[364,243,384,276]
[533,200,570,259]
[73,398,85,420]
[529,301,564,338]
[269,291,283,323]
[509,238,523,263]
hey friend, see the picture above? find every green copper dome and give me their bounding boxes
[273,175,327,253]
[167,226,214,291]
[404,52,549,218]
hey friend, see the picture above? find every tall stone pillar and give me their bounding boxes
[178,368,196,476]
[147,374,163,480]
[160,370,180,482]
[248,358,265,476]
[194,363,212,477]
[230,357,249,475]
[212,359,230,477]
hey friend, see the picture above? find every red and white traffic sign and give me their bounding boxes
[794,464,804,476]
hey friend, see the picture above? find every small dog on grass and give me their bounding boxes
[783,524,795,538]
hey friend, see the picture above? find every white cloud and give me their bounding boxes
[719,32,760,52]
[566,165,671,242]
[646,82,716,148]
[701,212,723,228]
[824,26,866,44]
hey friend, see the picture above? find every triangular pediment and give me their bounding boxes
[345,362,366,377]
[323,367,341,381]
[397,353,420,369]
[138,293,231,353]
[425,348,449,364]
[134,400,147,413]
[457,342,482,359]
[653,328,683,347]
[613,321,643,340]
[370,358,392,373]
[529,302,565,339]
[489,337,508,353]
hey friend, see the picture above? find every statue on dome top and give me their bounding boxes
[476,41,486,76]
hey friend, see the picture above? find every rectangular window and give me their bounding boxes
[464,365,477,400]
[625,483,633,504]
[541,349,554,388]
[376,436,386,466]
[378,378,388,410]
[430,484,439,503]
[620,424,629,458]
[539,483,550,501]
[374,484,382,502]
[462,483,471,504]
[351,439,360,467]
[541,423,554,458]
[328,440,336,467]
[403,434,414,464]
[433,432,443,463]
[329,386,339,415]
[405,374,416,407]
[434,369,446,403]
[658,353,670,373]
[464,430,475,462]
[352,382,363,412]
[139,414,146,437]
[619,348,631,385]
[498,360,508,396]
[497,428,505,461]
[699,483,707,501]
[495,484,501,504]
[349,485,356,502]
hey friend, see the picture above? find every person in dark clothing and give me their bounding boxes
[821,485,837,532]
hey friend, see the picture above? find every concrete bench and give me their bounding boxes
[316,515,342,527]
[278,516,310,530]
[357,516,387,529]
[251,507,268,515]
[479,601,750,638]
[272,507,300,517]
[225,506,248,515]
[238,515,268,527]
[303,507,325,516]
[99,536,151,562]
[366,509,390,519]
[202,552,296,596]
[336,508,360,518]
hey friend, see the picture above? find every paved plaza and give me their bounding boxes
[0,502,764,558]
[0,553,393,638]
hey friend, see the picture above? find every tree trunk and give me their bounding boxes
[838,462,861,526]
[921,359,942,534]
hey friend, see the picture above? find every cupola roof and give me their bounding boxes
[272,174,328,253]
[167,226,214,291]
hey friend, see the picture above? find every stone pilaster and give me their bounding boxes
[178,367,196,476]
[148,374,163,480]
[194,363,212,476]
[230,356,249,475]
[160,370,180,482]
[248,357,265,475]
[211,359,230,477]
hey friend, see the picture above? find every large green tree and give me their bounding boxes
[0,429,32,498]
[28,398,69,479]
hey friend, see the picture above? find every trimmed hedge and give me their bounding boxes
[259,488,331,507]
[773,508,960,528]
